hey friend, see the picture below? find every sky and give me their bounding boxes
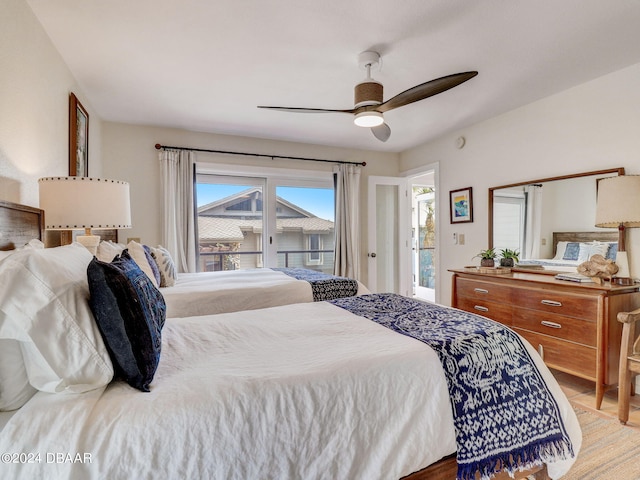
[196,184,335,221]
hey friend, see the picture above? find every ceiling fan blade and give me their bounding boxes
[377,71,478,113]
[258,106,355,114]
[371,123,391,142]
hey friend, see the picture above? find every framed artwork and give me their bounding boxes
[450,187,473,224]
[69,92,89,177]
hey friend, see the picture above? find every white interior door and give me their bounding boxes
[367,176,410,295]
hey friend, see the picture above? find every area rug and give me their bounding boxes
[560,408,640,479]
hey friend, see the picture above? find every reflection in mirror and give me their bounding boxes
[489,168,624,271]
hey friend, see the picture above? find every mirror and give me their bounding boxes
[489,168,624,262]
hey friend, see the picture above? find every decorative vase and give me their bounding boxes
[500,258,514,267]
[480,259,495,267]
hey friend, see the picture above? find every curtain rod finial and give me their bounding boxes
[155,143,162,150]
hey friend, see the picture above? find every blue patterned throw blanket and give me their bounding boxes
[330,293,574,480]
[273,268,359,301]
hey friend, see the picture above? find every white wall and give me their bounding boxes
[401,62,640,305]
[0,0,102,207]
[101,122,399,282]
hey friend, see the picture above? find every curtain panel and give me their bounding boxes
[158,149,197,273]
[333,164,361,280]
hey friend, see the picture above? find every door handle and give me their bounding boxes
[369,252,377,258]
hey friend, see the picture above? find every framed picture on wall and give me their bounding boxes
[69,92,89,177]
[449,187,473,224]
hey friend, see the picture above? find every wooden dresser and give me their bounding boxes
[450,269,640,409]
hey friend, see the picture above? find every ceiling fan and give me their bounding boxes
[258,51,478,142]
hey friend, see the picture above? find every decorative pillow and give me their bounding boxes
[562,242,581,261]
[578,242,610,262]
[150,246,178,287]
[606,242,618,261]
[127,240,159,288]
[553,241,569,260]
[0,339,36,411]
[143,245,162,286]
[87,251,166,392]
[0,243,113,393]
[96,240,126,263]
[0,239,44,263]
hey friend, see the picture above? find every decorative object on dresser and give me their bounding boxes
[576,254,619,284]
[595,175,640,281]
[450,268,640,409]
[499,248,519,267]
[69,92,89,177]
[38,177,131,255]
[617,307,640,424]
[473,247,497,267]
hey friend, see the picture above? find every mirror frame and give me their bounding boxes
[488,167,625,248]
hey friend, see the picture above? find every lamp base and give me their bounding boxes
[76,234,100,256]
[615,250,631,279]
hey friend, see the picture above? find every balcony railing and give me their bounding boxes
[198,249,334,272]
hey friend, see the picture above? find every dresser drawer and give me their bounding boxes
[512,309,597,347]
[514,328,596,380]
[514,288,599,321]
[456,296,512,325]
[456,277,513,302]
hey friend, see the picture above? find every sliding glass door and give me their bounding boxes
[196,173,334,272]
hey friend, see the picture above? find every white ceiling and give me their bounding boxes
[26,0,640,153]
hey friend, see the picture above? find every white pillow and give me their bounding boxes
[127,240,159,288]
[0,339,36,411]
[578,242,610,262]
[0,239,44,263]
[150,246,178,287]
[0,242,113,393]
[553,241,569,260]
[96,240,125,263]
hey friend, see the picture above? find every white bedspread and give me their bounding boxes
[161,268,369,317]
[0,302,580,480]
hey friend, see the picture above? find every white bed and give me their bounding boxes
[515,232,618,273]
[96,239,369,317]
[162,269,370,317]
[0,201,580,480]
[0,300,580,480]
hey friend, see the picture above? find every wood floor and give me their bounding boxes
[552,369,640,431]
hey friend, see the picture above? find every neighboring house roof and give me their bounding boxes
[198,216,333,243]
[197,187,334,242]
[198,187,318,219]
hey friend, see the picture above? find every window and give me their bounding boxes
[493,191,525,255]
[306,234,322,265]
[196,169,334,272]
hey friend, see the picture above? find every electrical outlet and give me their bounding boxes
[459,234,465,245]
[127,237,141,244]
[541,238,547,246]
[453,233,458,244]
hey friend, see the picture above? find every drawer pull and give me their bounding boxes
[541,320,562,329]
[541,299,562,307]
[474,288,489,294]
[474,305,489,312]
[538,344,544,359]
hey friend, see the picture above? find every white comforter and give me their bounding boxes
[0,302,580,480]
[161,268,369,317]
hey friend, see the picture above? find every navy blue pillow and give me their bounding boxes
[562,242,580,260]
[87,250,166,392]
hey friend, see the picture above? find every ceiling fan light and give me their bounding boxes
[354,111,384,127]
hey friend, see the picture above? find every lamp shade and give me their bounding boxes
[595,175,640,228]
[39,177,131,230]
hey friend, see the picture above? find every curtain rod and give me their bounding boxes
[154,144,366,166]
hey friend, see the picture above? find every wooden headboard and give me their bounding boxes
[552,231,618,256]
[0,200,44,250]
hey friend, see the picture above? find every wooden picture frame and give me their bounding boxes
[450,187,473,224]
[69,92,89,177]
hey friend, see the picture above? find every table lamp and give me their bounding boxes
[39,177,131,255]
[595,175,640,280]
